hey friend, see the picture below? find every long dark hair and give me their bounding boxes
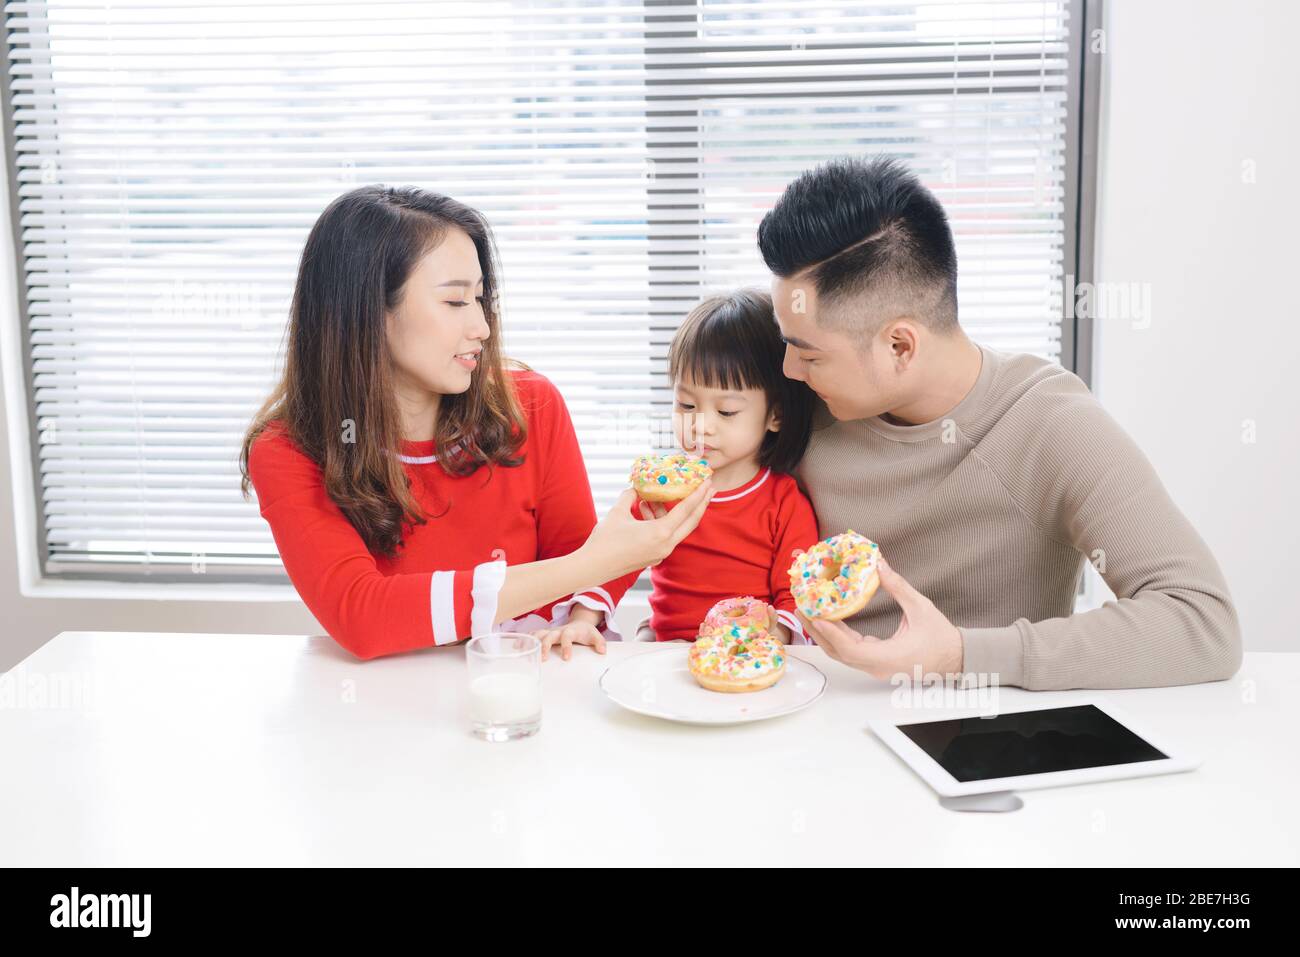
[239,185,526,559]
[668,289,814,474]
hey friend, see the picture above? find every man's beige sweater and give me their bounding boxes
[794,344,1241,691]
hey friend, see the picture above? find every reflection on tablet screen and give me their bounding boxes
[898,704,1169,783]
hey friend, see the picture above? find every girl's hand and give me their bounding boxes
[582,481,714,575]
[535,607,607,661]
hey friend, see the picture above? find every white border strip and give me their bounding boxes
[550,588,624,642]
[394,440,463,465]
[429,570,459,645]
[776,608,809,645]
[711,468,771,503]
[0,164,43,597]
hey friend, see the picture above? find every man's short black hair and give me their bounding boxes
[757,155,959,334]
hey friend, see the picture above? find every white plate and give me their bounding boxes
[598,647,827,725]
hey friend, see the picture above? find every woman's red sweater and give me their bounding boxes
[247,369,629,659]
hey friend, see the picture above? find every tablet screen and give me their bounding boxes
[897,704,1169,783]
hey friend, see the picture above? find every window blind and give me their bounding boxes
[3,0,1072,581]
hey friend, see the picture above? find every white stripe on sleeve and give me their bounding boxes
[550,589,623,642]
[567,585,616,624]
[776,609,808,645]
[429,570,459,646]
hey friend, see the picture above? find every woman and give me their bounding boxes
[240,186,712,660]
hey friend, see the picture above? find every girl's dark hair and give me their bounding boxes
[239,185,527,559]
[668,289,814,474]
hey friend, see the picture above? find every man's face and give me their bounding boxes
[771,275,901,421]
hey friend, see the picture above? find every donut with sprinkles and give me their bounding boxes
[688,596,786,693]
[700,595,775,640]
[788,530,881,621]
[629,453,712,503]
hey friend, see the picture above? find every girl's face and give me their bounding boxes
[386,227,491,397]
[672,375,779,473]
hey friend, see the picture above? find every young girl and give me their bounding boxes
[535,289,819,652]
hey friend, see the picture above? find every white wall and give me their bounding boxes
[2,0,1295,668]
[1092,0,1299,650]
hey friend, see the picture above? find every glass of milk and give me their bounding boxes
[466,632,542,741]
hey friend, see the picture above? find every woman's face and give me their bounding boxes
[386,227,491,397]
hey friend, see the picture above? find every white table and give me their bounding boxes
[1,632,1295,867]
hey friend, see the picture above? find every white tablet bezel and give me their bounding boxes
[868,695,1201,798]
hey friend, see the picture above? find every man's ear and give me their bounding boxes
[889,321,920,366]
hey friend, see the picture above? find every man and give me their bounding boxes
[760,156,1240,690]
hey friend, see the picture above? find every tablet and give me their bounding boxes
[869,698,1200,797]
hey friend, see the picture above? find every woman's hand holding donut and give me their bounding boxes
[581,481,714,576]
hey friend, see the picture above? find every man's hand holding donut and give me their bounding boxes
[799,558,964,681]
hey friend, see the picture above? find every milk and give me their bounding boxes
[469,672,542,726]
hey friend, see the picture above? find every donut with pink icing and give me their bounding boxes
[700,596,776,640]
[689,596,785,693]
